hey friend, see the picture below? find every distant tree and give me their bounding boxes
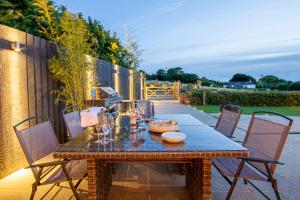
[156,69,167,81]
[181,73,199,83]
[260,75,281,83]
[277,82,293,91]
[230,73,256,83]
[145,67,199,83]
[145,74,156,80]
[260,75,289,84]
[167,67,184,81]
[200,77,223,87]
[139,70,155,80]
[291,81,300,91]
[259,75,292,90]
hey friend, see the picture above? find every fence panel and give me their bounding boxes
[0,25,140,178]
[0,25,60,178]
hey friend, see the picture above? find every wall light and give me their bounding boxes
[10,41,22,52]
[139,72,144,78]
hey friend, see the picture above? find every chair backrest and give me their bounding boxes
[215,108,242,138]
[13,117,59,177]
[134,100,154,118]
[243,111,293,175]
[63,110,84,139]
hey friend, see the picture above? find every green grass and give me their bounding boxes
[192,105,300,116]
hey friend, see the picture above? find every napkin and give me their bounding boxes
[80,107,106,128]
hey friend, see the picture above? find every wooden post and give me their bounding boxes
[139,72,146,100]
[203,91,206,105]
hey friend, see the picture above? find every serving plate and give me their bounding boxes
[161,132,186,143]
[149,120,179,133]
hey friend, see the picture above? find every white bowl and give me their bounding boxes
[149,120,179,133]
[161,132,186,143]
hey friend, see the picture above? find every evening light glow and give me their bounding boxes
[54,0,300,81]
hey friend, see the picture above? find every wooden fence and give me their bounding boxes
[145,81,180,100]
[0,24,144,179]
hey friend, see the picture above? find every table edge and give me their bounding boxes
[53,150,249,160]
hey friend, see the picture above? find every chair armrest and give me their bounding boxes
[244,157,284,165]
[27,160,69,169]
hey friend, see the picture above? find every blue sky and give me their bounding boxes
[54,0,300,81]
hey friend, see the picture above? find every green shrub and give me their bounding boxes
[187,89,300,106]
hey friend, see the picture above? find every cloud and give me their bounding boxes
[141,40,300,81]
[142,36,300,65]
[149,0,185,17]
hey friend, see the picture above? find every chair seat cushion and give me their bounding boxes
[213,158,267,181]
[42,159,87,185]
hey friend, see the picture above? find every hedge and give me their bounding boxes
[187,89,300,106]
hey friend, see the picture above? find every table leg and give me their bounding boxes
[186,158,212,200]
[87,159,112,200]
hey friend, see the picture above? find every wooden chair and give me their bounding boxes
[63,106,84,139]
[213,111,293,200]
[13,116,87,200]
[214,106,242,138]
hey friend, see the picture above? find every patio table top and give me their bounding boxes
[154,114,205,126]
[54,114,248,160]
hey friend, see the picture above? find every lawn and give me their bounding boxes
[192,105,300,116]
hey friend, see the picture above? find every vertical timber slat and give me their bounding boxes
[0,24,139,178]
[34,36,43,121]
[26,34,37,125]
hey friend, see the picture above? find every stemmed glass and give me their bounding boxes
[137,102,146,129]
[130,107,139,131]
[101,115,110,145]
[95,113,104,144]
[106,113,115,141]
[140,102,146,118]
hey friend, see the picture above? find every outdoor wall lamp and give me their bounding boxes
[10,41,23,52]
[128,70,134,76]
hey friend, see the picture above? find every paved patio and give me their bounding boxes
[154,100,300,200]
[0,100,299,199]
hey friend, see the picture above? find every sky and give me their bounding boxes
[53,0,300,81]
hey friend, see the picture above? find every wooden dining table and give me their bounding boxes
[54,114,248,200]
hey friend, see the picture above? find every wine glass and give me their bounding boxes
[101,115,110,145]
[106,113,115,141]
[140,102,146,118]
[137,128,146,142]
[130,109,136,125]
[95,113,103,143]
[138,102,146,129]
[130,108,139,132]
